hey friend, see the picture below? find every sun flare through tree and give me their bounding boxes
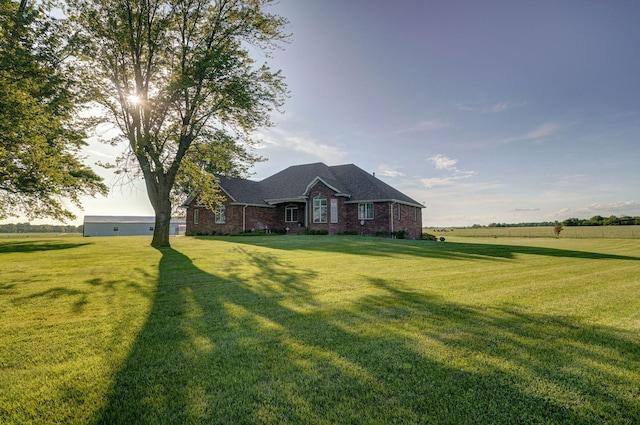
[67,0,289,246]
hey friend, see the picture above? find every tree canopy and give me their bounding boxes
[67,0,289,246]
[0,0,107,221]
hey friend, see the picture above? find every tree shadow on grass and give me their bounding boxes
[11,287,86,306]
[0,239,92,253]
[92,247,640,424]
[226,236,640,262]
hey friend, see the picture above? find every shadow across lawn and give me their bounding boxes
[0,239,92,253]
[222,235,640,262]
[92,247,640,424]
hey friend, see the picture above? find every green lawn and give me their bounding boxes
[1,235,639,424]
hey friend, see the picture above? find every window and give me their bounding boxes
[193,209,199,225]
[113,226,118,232]
[215,205,226,224]
[149,227,154,231]
[285,206,298,222]
[330,198,338,223]
[313,195,327,223]
[358,203,374,220]
[397,204,401,220]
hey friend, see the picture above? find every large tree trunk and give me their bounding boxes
[151,200,172,248]
[145,171,174,248]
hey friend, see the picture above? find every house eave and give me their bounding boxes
[344,199,425,208]
[230,202,275,208]
[265,197,307,205]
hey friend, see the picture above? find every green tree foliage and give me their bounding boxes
[67,0,289,247]
[0,0,107,221]
[562,215,640,226]
[603,215,620,226]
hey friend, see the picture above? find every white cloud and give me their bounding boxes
[456,100,525,113]
[421,154,479,189]
[489,102,512,112]
[483,102,526,113]
[455,101,477,111]
[396,120,449,134]
[487,122,562,146]
[428,154,458,170]
[420,177,453,188]
[548,200,640,219]
[257,127,348,164]
[376,164,406,178]
[524,122,560,140]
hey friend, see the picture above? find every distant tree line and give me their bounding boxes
[561,215,640,226]
[484,222,558,228]
[0,223,82,233]
[480,215,640,228]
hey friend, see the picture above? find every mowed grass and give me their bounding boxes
[1,235,639,424]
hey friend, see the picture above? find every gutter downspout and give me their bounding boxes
[390,202,395,237]
[242,205,248,232]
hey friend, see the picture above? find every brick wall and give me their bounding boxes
[392,203,423,239]
[244,205,279,232]
[185,197,278,235]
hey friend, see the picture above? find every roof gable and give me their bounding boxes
[303,176,348,197]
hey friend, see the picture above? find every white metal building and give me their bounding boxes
[82,216,185,237]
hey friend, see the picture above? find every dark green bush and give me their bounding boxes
[393,229,408,239]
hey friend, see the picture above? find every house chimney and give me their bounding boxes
[373,172,375,177]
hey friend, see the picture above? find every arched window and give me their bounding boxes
[313,195,327,223]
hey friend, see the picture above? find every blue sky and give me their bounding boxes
[16,0,640,226]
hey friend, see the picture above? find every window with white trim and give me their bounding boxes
[358,203,374,220]
[193,209,199,224]
[330,199,338,223]
[313,195,327,223]
[285,205,298,222]
[215,205,226,224]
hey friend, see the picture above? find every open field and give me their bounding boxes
[428,225,640,239]
[1,235,639,424]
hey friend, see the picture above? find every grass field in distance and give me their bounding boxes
[1,234,639,424]
[427,225,640,239]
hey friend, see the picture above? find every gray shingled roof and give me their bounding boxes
[215,175,267,206]
[216,163,423,208]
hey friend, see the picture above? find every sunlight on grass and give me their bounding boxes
[1,235,639,424]
[0,236,160,424]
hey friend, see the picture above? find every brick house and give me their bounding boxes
[183,162,425,238]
